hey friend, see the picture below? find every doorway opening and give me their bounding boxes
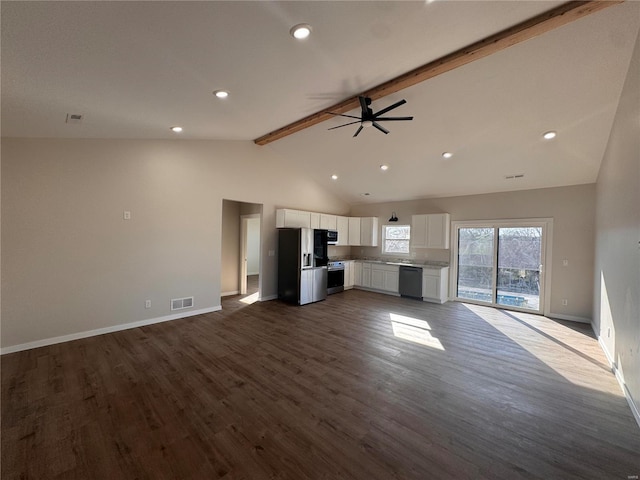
[451,219,552,315]
[221,200,263,304]
[241,214,261,297]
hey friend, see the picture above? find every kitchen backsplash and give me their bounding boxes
[328,245,450,265]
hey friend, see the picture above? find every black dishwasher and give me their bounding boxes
[399,266,423,299]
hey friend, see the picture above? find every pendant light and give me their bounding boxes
[389,212,398,222]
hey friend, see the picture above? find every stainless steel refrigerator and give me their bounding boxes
[277,228,328,305]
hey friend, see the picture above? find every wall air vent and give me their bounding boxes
[504,174,525,180]
[171,296,194,311]
[65,113,83,124]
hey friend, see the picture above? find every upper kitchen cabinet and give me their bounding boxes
[348,217,361,246]
[310,212,320,230]
[320,214,337,231]
[336,216,349,246]
[411,213,451,249]
[360,217,379,247]
[276,209,311,229]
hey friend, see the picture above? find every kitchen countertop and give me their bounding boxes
[330,258,449,269]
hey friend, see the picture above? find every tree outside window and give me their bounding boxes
[383,225,410,254]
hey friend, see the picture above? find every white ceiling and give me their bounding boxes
[2,1,639,205]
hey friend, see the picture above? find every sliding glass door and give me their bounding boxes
[454,221,547,314]
[457,228,495,303]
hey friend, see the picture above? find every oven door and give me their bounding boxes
[327,267,345,294]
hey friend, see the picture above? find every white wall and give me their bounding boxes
[350,183,595,321]
[1,138,348,350]
[593,29,640,421]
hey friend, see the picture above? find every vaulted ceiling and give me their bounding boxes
[2,1,639,204]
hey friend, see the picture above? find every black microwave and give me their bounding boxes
[327,230,338,245]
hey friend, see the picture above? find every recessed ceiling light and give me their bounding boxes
[543,131,557,140]
[290,23,312,40]
[170,126,183,133]
[442,152,453,159]
[213,90,229,99]
[331,174,338,180]
[380,165,389,171]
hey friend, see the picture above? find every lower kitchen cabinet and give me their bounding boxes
[354,262,362,286]
[361,263,371,288]
[354,261,447,302]
[356,262,398,294]
[422,267,449,304]
[344,261,355,289]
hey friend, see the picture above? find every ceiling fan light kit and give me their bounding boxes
[327,96,413,137]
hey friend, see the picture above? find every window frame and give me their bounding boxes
[381,224,411,256]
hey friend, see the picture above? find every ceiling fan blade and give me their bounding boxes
[374,116,414,121]
[353,125,364,137]
[373,99,407,117]
[372,122,389,134]
[327,120,362,130]
[326,112,362,119]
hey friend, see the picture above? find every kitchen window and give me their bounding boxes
[382,224,411,255]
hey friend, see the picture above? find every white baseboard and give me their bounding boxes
[597,336,640,430]
[0,306,222,355]
[547,312,591,324]
[221,290,239,297]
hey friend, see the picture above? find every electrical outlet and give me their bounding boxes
[124,210,131,220]
[561,299,568,306]
[562,259,569,267]
[145,300,151,309]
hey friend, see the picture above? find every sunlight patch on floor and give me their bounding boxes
[239,292,259,304]
[390,313,444,350]
[461,303,621,395]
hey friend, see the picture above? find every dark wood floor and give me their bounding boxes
[2,290,639,479]
[246,274,259,295]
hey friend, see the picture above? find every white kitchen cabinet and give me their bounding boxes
[276,209,311,229]
[310,212,320,229]
[354,261,362,286]
[427,214,450,249]
[384,268,399,293]
[360,217,379,247]
[422,267,449,304]
[348,218,361,246]
[374,263,399,293]
[336,216,349,246]
[371,268,385,290]
[344,261,355,289]
[411,213,450,249]
[362,262,399,294]
[320,214,337,230]
[361,263,372,288]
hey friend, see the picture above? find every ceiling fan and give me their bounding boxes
[327,96,413,137]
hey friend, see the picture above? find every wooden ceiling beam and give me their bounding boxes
[254,0,622,146]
